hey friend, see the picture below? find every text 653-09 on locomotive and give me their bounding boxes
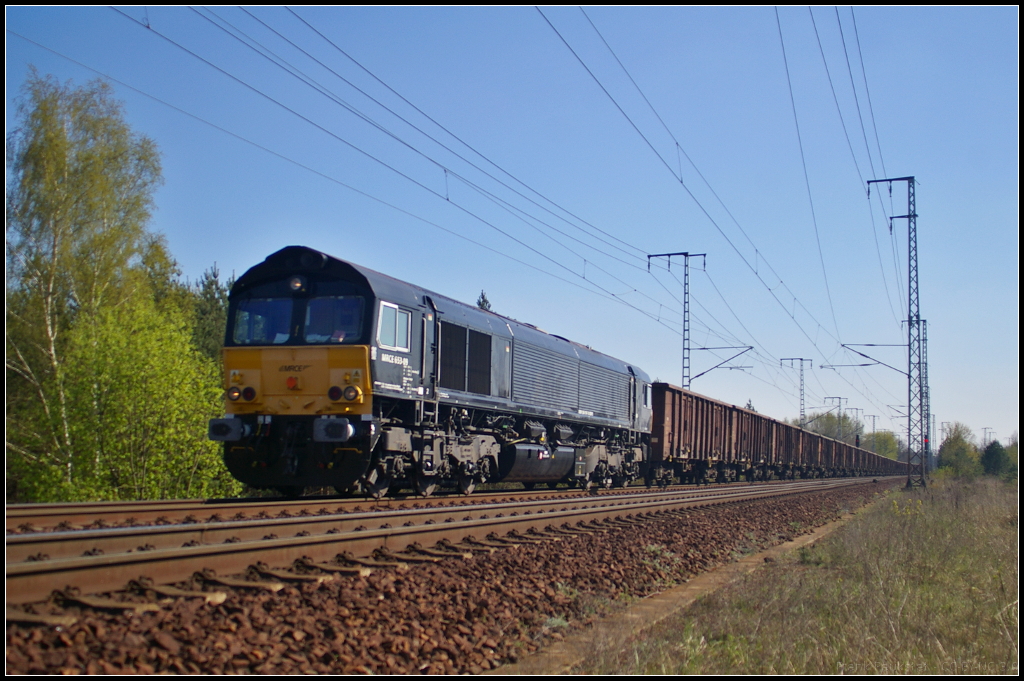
[208,246,653,497]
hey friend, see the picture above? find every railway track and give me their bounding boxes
[7,478,901,674]
[4,478,820,533]
[6,478,895,606]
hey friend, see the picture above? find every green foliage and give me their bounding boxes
[190,265,232,363]
[10,296,240,501]
[1005,432,1018,466]
[937,422,981,478]
[6,71,238,502]
[476,290,492,312]
[801,411,863,446]
[980,441,1014,478]
[7,70,163,318]
[862,430,900,460]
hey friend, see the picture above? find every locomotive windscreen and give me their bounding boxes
[304,297,364,343]
[227,277,369,347]
[233,298,293,345]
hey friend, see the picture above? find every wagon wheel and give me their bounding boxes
[414,475,437,498]
[457,475,476,495]
[522,482,536,491]
[361,464,392,500]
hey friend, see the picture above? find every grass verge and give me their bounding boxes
[578,477,1018,675]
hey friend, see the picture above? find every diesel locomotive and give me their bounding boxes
[208,246,652,497]
[208,246,905,497]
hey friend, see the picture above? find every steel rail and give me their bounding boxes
[6,478,895,605]
[4,478,808,532]
[5,487,660,532]
[5,480,848,562]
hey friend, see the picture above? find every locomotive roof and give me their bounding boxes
[236,246,650,383]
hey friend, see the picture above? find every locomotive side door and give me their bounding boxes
[627,366,637,426]
[420,296,438,401]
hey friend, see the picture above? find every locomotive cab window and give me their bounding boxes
[377,302,411,351]
[232,298,293,345]
[305,296,364,343]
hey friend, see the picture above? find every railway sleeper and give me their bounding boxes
[337,552,408,570]
[199,569,284,592]
[454,540,499,554]
[375,547,440,564]
[253,563,334,585]
[407,542,471,559]
[524,529,565,540]
[463,536,514,549]
[129,579,227,606]
[5,607,78,628]
[56,590,160,615]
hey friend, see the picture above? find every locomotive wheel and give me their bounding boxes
[522,482,536,491]
[414,475,437,497]
[458,475,476,495]
[362,465,392,500]
[275,485,304,498]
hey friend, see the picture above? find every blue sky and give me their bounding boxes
[7,7,1018,447]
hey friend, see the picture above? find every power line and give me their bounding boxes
[12,26,686,343]
[197,7,706,332]
[832,7,902,330]
[543,7,899,418]
[546,7,846,355]
[192,7,653,281]
[110,8,697,333]
[809,7,865,185]
[775,7,842,341]
[285,7,652,261]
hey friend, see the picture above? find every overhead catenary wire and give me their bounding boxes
[552,7,899,420]
[284,7,653,263]
[803,7,903,331]
[194,6,711,333]
[109,8,700,335]
[775,7,842,343]
[10,26,688,347]
[193,6,654,280]
[20,10,903,432]
[543,6,846,358]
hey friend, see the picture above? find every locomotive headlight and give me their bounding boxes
[227,386,242,401]
[343,385,362,401]
[288,275,307,292]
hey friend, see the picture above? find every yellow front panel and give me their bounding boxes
[223,345,372,416]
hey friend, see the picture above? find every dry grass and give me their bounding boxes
[578,477,1018,675]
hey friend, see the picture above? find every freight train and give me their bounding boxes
[208,246,905,497]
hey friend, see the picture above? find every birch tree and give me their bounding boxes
[6,71,163,498]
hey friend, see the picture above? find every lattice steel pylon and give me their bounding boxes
[781,358,812,427]
[869,176,926,487]
[647,251,705,390]
[922,319,931,471]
